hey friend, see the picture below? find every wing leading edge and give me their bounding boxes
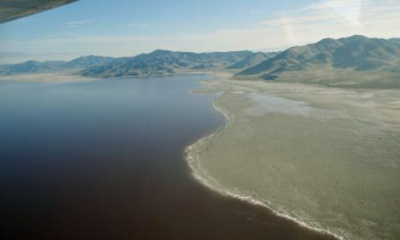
[0,0,77,24]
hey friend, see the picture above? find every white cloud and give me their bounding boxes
[57,0,400,52]
[248,10,261,15]
[66,19,93,28]
[126,23,151,28]
[259,0,400,45]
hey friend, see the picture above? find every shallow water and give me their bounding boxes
[0,76,334,240]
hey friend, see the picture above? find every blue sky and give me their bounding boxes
[1,0,400,63]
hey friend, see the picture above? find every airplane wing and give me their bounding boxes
[0,0,77,24]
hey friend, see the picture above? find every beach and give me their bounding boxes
[187,72,400,240]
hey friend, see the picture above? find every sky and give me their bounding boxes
[0,0,400,64]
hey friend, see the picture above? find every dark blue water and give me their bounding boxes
[0,76,334,240]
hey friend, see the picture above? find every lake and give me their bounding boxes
[0,75,333,240]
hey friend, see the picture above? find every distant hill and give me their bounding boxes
[237,35,400,84]
[233,35,400,88]
[0,60,65,75]
[2,35,400,88]
[65,55,115,69]
[227,52,278,69]
[390,38,400,46]
[191,63,217,70]
[0,51,253,78]
[81,50,253,78]
[0,55,116,76]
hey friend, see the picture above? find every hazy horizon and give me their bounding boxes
[2,34,399,65]
[1,0,400,64]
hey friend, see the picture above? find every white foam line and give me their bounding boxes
[184,90,346,240]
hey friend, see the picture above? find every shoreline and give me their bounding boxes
[5,71,398,239]
[0,72,97,83]
[184,73,342,240]
[0,71,211,83]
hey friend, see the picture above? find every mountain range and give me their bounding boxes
[237,35,400,79]
[0,56,115,75]
[0,50,255,77]
[1,35,400,88]
[227,52,278,70]
[80,50,254,78]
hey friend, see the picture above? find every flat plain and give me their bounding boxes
[190,72,400,240]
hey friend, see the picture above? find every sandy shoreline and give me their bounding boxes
[185,76,342,240]
[185,71,400,240]
[0,70,214,83]
[0,72,96,83]
[185,102,343,239]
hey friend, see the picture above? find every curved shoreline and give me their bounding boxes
[185,85,343,240]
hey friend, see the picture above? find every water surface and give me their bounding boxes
[0,76,334,240]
